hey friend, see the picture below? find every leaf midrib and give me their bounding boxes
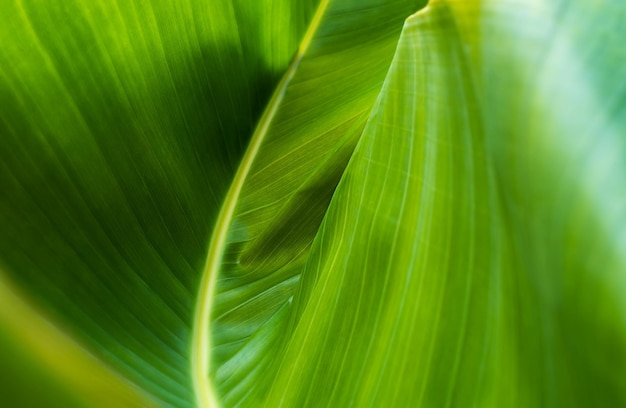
[190,0,332,406]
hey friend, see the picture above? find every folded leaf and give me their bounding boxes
[257,0,626,406]
[195,0,425,405]
[2,0,626,406]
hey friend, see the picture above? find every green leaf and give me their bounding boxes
[2,0,626,406]
[252,0,626,406]
[0,0,317,405]
[0,0,422,406]
[193,0,424,404]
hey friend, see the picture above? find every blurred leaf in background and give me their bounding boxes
[1,0,625,407]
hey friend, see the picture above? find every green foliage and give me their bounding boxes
[1,0,625,407]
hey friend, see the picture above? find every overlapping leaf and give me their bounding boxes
[199,0,424,405]
[248,0,626,406]
[2,0,626,406]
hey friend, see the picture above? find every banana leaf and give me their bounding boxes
[0,0,625,406]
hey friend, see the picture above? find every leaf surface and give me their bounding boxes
[0,0,317,405]
[196,0,424,405]
[2,0,626,406]
[0,273,156,407]
[256,0,626,406]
